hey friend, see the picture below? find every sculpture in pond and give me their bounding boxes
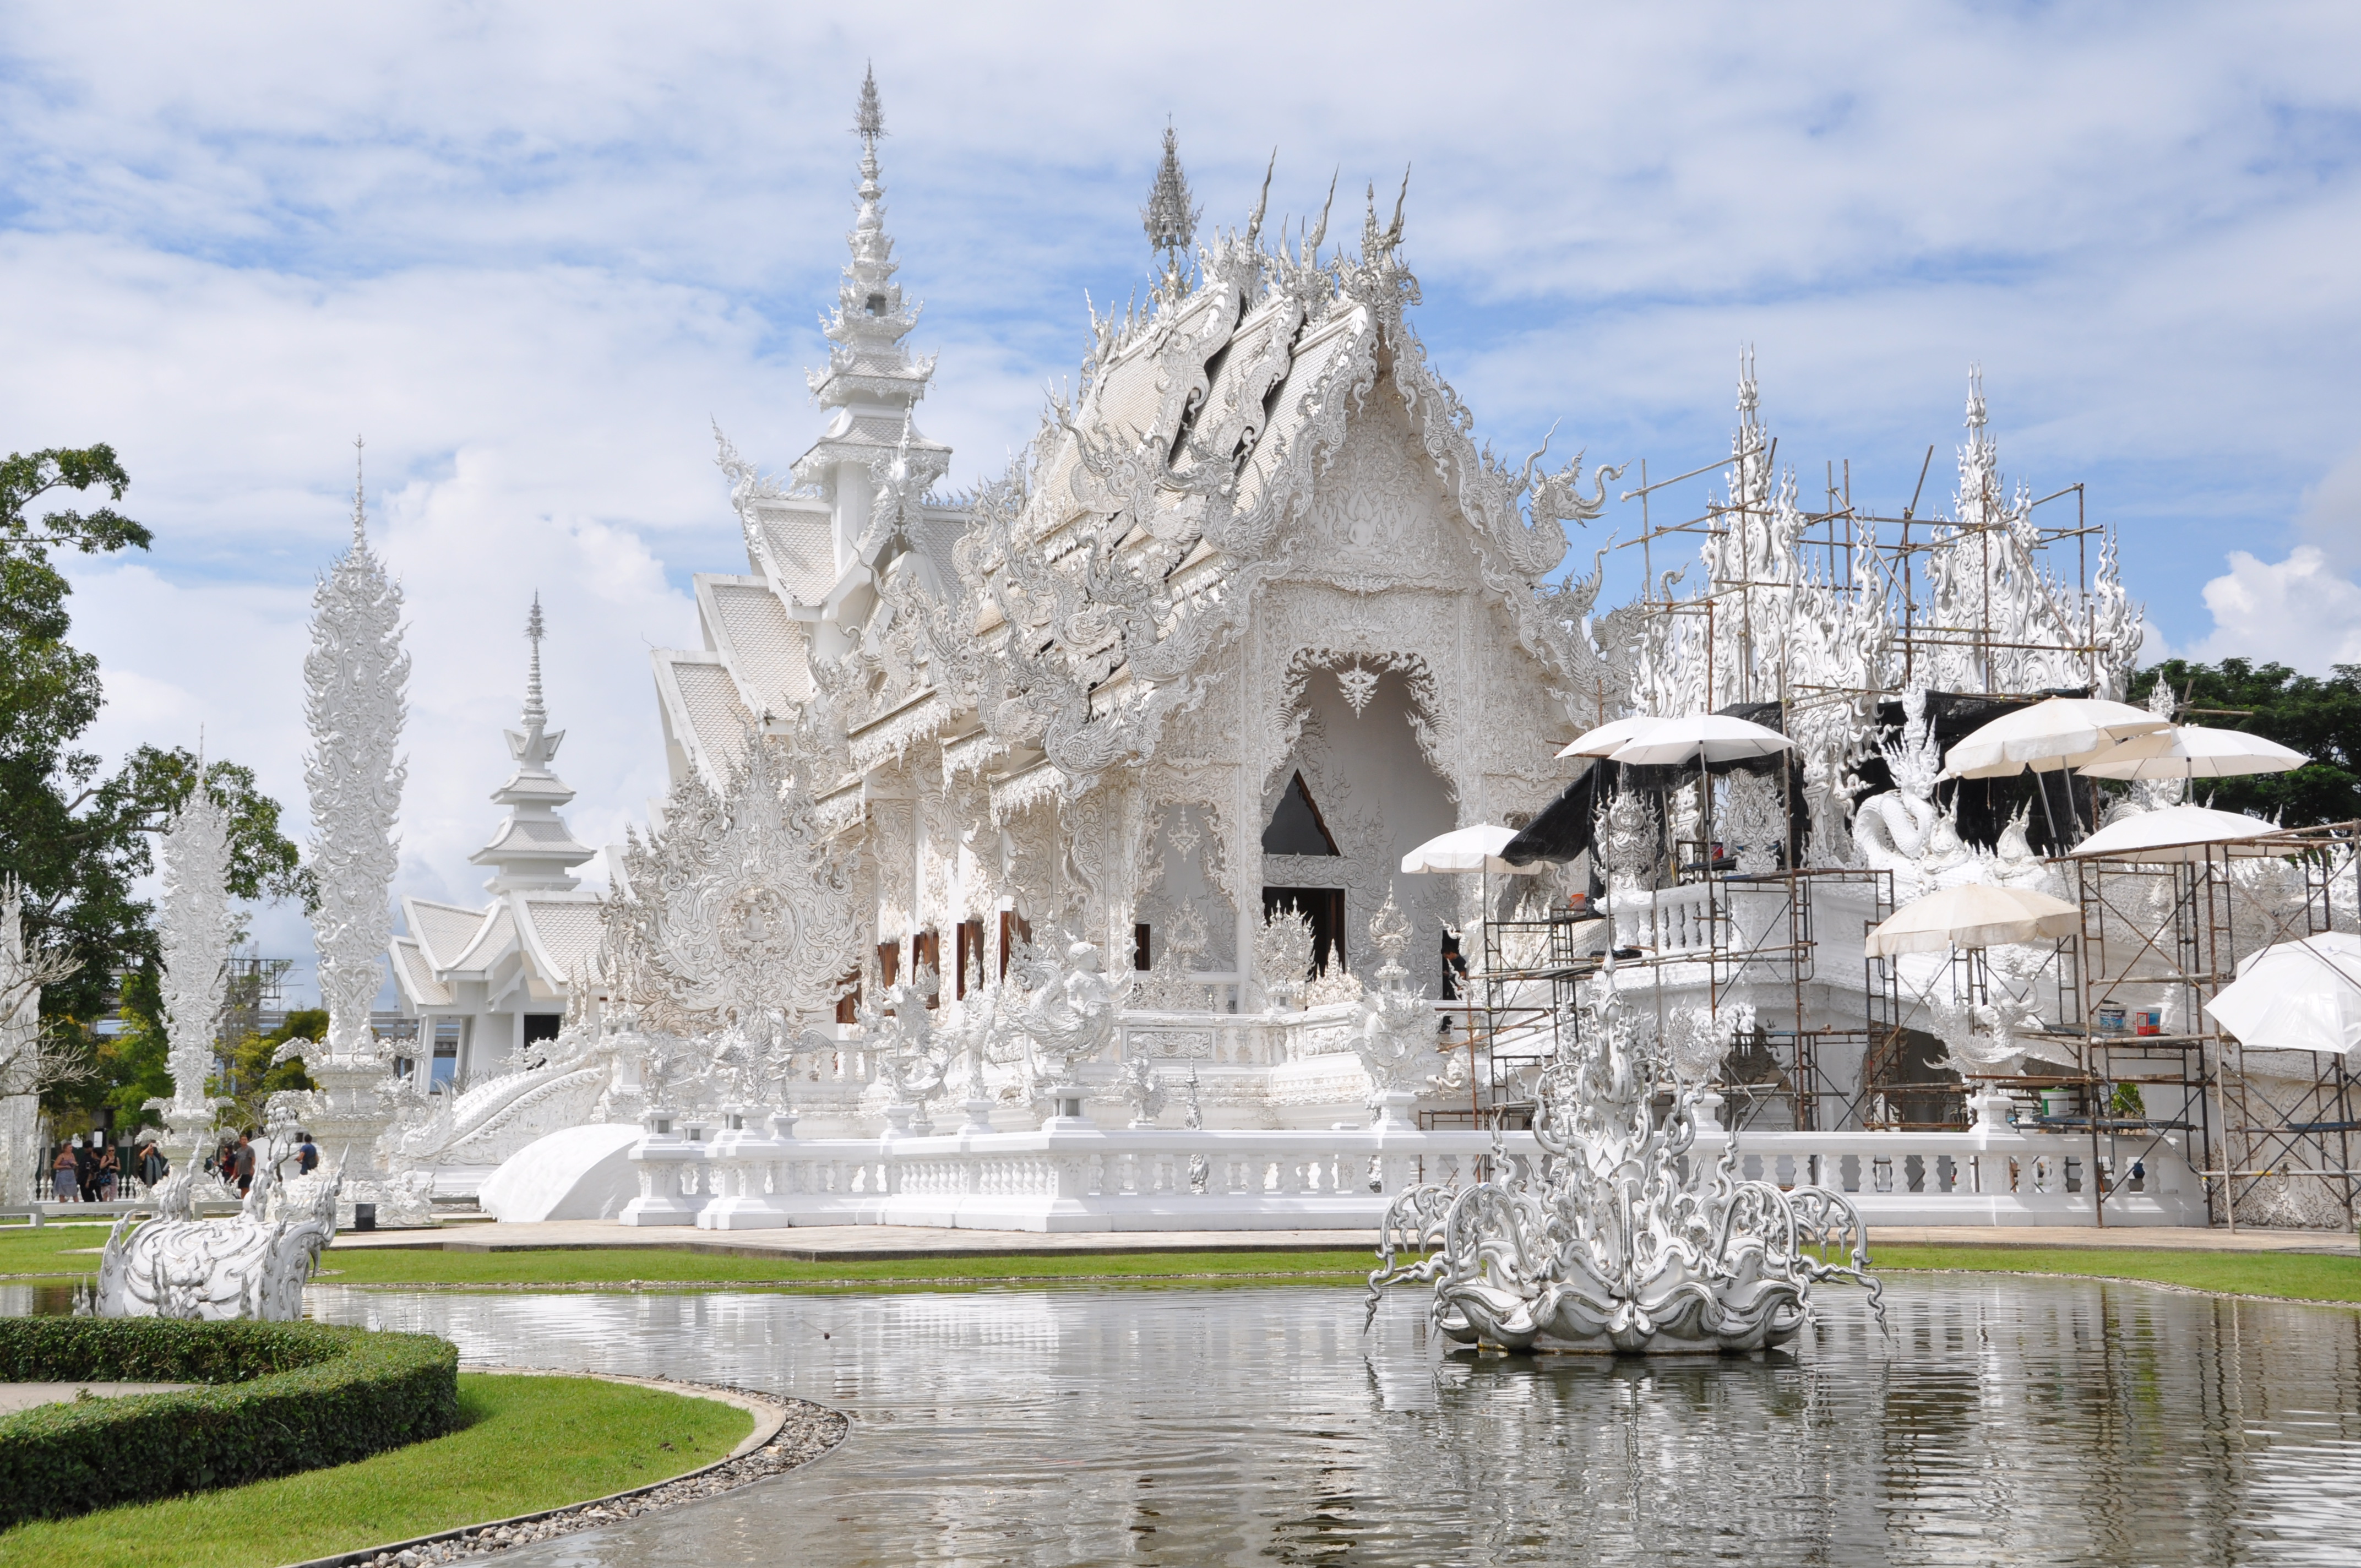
[96,1133,341,1321]
[1368,983,1881,1354]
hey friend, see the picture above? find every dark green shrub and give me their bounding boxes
[0,1317,459,1526]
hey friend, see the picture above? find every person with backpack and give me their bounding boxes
[296,1133,319,1174]
[94,1142,119,1202]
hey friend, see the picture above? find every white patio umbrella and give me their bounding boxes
[1607,714,1794,767]
[2076,725,2309,781]
[1942,696,2168,779]
[1400,824,1536,875]
[2203,932,2361,1055]
[1864,884,2082,958]
[1555,715,1669,760]
[2066,803,2280,863]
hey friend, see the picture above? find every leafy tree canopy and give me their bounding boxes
[2128,658,2361,826]
[0,445,310,1099]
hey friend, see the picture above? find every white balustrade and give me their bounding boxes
[623,1118,2201,1232]
[1612,883,1721,955]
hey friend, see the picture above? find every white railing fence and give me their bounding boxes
[619,1117,2202,1233]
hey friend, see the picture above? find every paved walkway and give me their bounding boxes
[0,1382,191,1413]
[326,1219,2361,1260]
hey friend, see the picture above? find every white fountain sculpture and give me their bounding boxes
[282,451,432,1228]
[1369,984,1881,1354]
[97,1129,341,1320]
[1353,893,1432,1130]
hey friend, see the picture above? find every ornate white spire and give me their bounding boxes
[1142,121,1200,298]
[154,774,235,1145]
[305,458,409,1063]
[794,67,949,567]
[472,593,595,894]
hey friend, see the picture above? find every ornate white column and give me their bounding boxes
[150,780,235,1158]
[293,447,431,1226]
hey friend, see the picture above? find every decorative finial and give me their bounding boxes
[1737,344,1759,421]
[1245,149,1275,248]
[855,62,884,148]
[523,591,547,731]
[1965,362,1987,434]
[1303,168,1337,262]
[351,434,367,547]
[1141,121,1200,288]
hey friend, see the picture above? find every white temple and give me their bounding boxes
[362,75,2355,1233]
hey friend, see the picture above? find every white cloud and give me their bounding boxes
[2187,547,2361,673]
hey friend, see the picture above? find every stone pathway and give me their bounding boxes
[0,1381,192,1413]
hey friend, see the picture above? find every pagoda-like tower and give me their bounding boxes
[793,66,950,577]
[470,594,596,894]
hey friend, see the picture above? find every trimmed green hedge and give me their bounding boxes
[0,1317,459,1527]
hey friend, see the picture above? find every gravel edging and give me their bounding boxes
[289,1372,848,1567]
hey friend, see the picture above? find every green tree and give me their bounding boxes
[2128,658,2361,826]
[0,445,311,1109]
[216,1008,323,1134]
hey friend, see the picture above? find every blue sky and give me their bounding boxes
[4,2,2358,996]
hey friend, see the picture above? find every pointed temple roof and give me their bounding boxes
[470,594,596,894]
[794,66,950,498]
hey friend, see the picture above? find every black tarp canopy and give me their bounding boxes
[1502,702,1805,868]
[1502,688,2104,869]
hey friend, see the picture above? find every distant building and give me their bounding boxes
[387,596,603,1089]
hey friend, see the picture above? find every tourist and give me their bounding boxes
[95,1142,119,1202]
[297,1132,319,1174]
[139,1138,167,1189]
[233,1132,256,1196]
[50,1143,77,1203]
[73,1134,96,1202]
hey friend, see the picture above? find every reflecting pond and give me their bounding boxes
[273,1276,2361,1566]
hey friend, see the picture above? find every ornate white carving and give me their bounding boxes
[290,458,423,1226]
[1352,894,1432,1121]
[97,1134,341,1321]
[1118,1055,1168,1127]
[1370,987,1881,1353]
[606,728,862,1044]
[1005,940,1124,1092]
[152,780,236,1146]
[1252,904,1314,1012]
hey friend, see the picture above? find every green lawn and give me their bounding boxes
[0,1372,752,1567]
[1872,1244,2361,1305]
[17,1219,2361,1308]
[0,1219,113,1280]
[319,1244,1379,1289]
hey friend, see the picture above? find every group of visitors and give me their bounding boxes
[47,1134,134,1202]
[43,1126,316,1203]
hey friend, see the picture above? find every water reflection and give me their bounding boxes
[231,1280,2361,1564]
